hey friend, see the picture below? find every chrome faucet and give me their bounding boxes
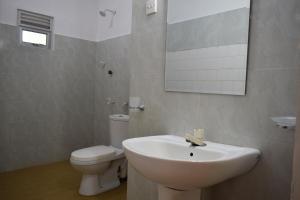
[186,138,206,147]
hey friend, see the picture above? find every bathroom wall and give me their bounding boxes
[127,0,300,200]
[97,0,132,41]
[0,0,99,41]
[292,86,300,200]
[0,0,132,172]
[0,0,132,42]
[0,23,96,172]
[94,36,131,145]
[94,0,132,144]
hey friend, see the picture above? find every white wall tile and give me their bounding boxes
[166,44,248,95]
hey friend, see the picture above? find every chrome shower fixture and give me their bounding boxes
[99,9,117,17]
[99,9,117,28]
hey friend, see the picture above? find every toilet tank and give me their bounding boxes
[109,114,129,149]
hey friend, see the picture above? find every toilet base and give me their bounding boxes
[78,158,124,196]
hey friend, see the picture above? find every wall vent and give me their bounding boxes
[17,9,54,49]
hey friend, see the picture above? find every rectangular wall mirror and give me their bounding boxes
[165,0,251,95]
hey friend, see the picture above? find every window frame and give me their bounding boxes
[17,9,54,50]
[19,27,51,49]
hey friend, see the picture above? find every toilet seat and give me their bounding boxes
[70,145,116,165]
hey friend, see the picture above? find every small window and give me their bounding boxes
[17,9,54,49]
[21,30,47,46]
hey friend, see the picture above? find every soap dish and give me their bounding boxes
[271,116,296,129]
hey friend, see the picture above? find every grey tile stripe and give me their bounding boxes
[166,8,250,52]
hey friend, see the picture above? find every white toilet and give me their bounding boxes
[70,114,129,196]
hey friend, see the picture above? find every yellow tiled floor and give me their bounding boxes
[0,161,127,200]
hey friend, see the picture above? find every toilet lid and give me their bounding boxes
[71,145,115,162]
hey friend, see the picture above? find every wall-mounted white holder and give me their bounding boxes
[129,97,145,111]
[271,116,296,129]
[146,0,157,15]
[106,97,128,108]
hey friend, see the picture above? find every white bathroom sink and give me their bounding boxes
[123,135,260,191]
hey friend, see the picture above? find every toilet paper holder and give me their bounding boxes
[129,97,145,111]
[129,105,145,111]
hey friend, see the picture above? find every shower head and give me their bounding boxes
[99,9,116,17]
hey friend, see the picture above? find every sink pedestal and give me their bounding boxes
[158,185,201,200]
